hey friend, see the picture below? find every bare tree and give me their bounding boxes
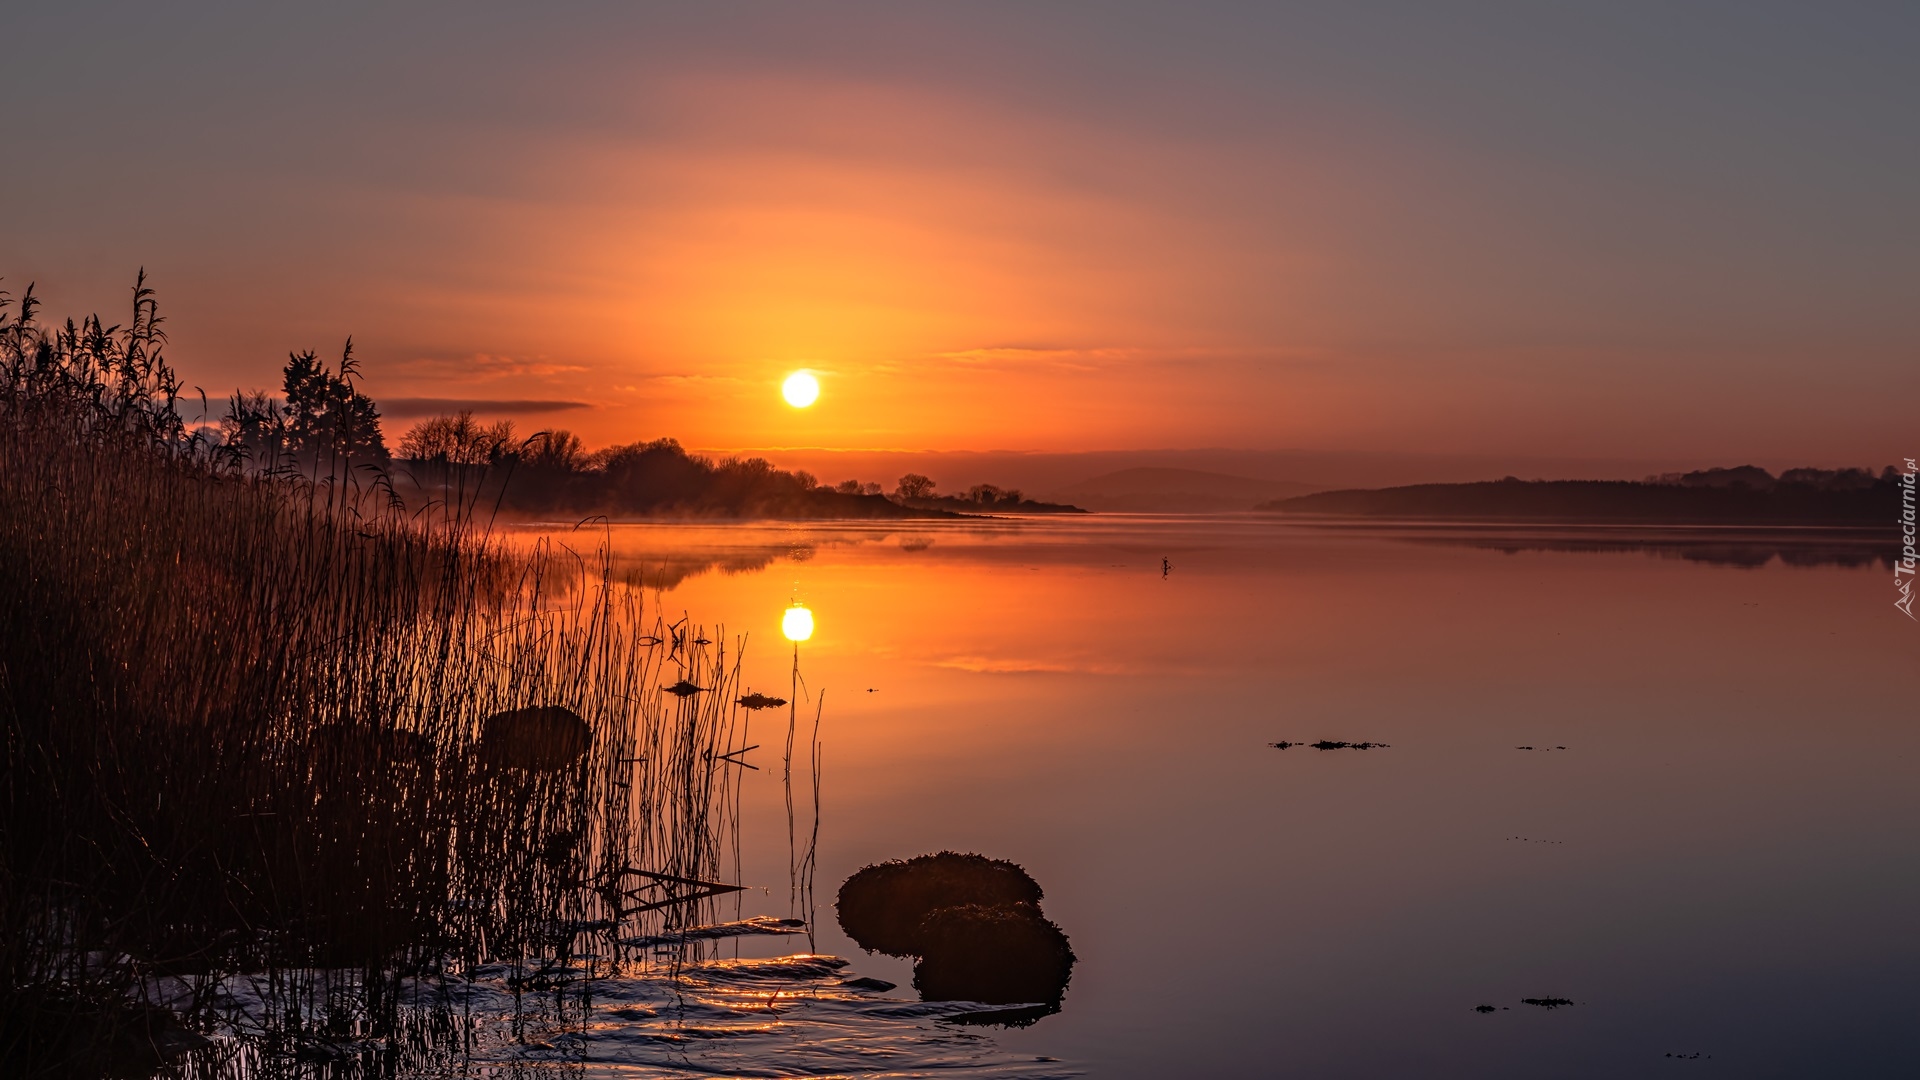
[894,473,936,500]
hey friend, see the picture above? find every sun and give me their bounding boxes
[782,370,820,408]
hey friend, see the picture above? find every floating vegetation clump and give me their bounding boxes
[838,853,1044,957]
[479,705,593,771]
[836,853,1074,1014]
[1270,740,1391,750]
[0,279,761,1075]
[913,903,1076,1007]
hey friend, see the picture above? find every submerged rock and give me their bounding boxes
[478,706,590,771]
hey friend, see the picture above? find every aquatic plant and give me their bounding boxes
[836,853,1074,1012]
[0,278,757,1075]
[912,903,1075,1006]
[837,853,1044,957]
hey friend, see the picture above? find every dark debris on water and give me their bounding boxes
[1521,997,1575,1009]
[841,976,897,992]
[1270,740,1391,750]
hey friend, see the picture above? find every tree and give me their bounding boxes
[219,389,287,464]
[965,483,1020,505]
[279,340,388,462]
[398,411,515,465]
[895,473,936,500]
[524,429,585,472]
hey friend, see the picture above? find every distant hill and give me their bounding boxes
[1259,467,1900,524]
[1048,467,1324,512]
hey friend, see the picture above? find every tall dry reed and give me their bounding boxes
[0,278,754,1076]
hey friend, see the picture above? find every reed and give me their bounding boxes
[0,278,752,1075]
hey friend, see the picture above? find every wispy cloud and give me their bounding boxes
[389,353,588,382]
[923,344,1318,374]
[930,345,1126,373]
[381,398,594,419]
[932,653,1129,675]
[646,373,749,387]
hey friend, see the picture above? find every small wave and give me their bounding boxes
[189,950,1077,1078]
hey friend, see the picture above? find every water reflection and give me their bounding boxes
[782,603,816,642]
[184,952,1081,1079]
[1389,527,1894,569]
[625,514,1917,1077]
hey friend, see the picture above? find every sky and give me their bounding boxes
[4,2,1915,470]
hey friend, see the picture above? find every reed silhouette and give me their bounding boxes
[0,278,758,1075]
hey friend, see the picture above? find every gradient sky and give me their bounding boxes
[5,2,1914,464]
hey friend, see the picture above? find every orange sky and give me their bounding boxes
[5,5,1914,466]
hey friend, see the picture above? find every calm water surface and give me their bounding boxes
[515,515,1917,1078]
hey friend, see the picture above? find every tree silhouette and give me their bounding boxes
[895,473,936,500]
[221,340,387,465]
[282,340,387,462]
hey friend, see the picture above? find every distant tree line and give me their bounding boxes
[212,353,1085,518]
[1262,466,1905,524]
[1642,465,1889,492]
[385,416,1083,519]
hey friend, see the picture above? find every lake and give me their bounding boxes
[509,514,1916,1078]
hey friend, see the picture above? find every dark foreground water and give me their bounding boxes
[441,516,1915,1078]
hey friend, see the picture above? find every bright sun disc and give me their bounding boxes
[782,605,815,642]
[782,371,820,408]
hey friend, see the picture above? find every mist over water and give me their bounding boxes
[523,515,1917,1078]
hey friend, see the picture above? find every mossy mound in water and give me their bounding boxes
[478,706,590,771]
[912,902,1075,1005]
[838,852,1075,1011]
[836,852,1042,957]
